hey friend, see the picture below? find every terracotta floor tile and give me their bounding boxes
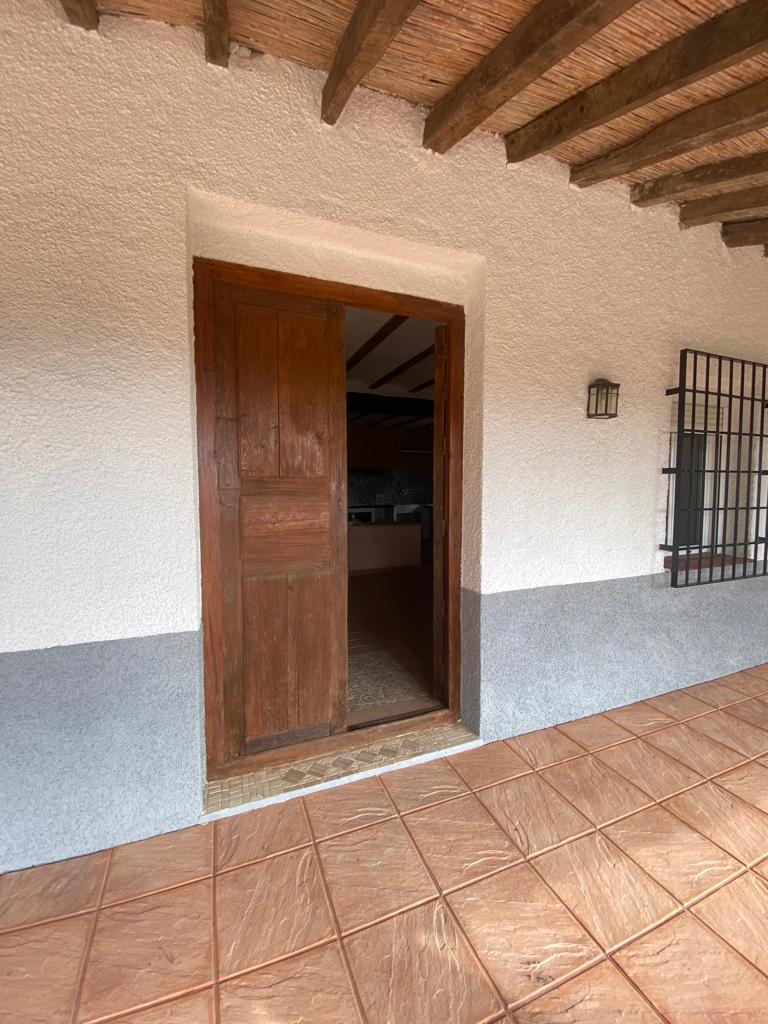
[645,688,711,722]
[511,961,662,1023]
[744,663,768,683]
[716,760,768,815]
[720,669,768,698]
[596,738,703,800]
[477,772,592,857]
[692,872,768,975]
[603,805,742,903]
[448,741,531,790]
[318,818,435,932]
[449,863,602,1007]
[217,847,333,977]
[644,722,745,777]
[303,778,395,840]
[541,755,651,826]
[506,727,585,769]
[109,990,215,1022]
[219,943,361,1023]
[615,913,768,1022]
[344,899,501,1024]
[555,715,633,751]
[687,708,768,758]
[103,825,213,905]
[535,833,680,951]
[0,851,108,931]
[603,701,675,736]
[404,794,523,890]
[0,914,92,1024]
[684,678,746,708]
[216,800,310,872]
[725,695,768,732]
[380,758,468,812]
[78,880,213,1022]
[665,782,768,864]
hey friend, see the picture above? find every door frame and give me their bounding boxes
[193,257,465,780]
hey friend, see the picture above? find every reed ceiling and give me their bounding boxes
[60,0,768,255]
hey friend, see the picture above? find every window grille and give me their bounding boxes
[663,348,768,589]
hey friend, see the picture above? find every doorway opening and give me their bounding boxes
[193,259,464,779]
[345,310,446,729]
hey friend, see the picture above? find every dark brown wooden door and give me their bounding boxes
[195,269,347,768]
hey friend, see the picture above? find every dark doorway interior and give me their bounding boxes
[345,308,446,728]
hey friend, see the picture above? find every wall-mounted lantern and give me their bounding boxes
[587,379,620,419]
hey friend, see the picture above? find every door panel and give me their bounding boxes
[197,271,347,768]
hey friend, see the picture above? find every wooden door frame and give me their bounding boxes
[193,257,465,780]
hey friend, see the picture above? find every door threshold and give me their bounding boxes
[204,719,478,815]
[347,696,444,730]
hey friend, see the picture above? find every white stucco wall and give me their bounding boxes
[2,0,768,653]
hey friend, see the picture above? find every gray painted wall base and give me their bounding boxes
[0,632,204,873]
[471,572,768,741]
[4,571,768,871]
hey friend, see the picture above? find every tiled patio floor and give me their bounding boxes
[6,667,768,1022]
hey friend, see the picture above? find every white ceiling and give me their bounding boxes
[345,306,439,398]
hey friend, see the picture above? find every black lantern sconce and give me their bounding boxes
[587,379,620,419]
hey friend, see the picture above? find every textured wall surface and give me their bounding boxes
[0,632,204,871]
[3,1,768,652]
[477,573,768,740]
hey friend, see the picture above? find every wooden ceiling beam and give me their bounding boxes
[721,219,768,248]
[422,0,636,155]
[631,151,768,208]
[59,0,98,30]
[369,344,434,390]
[680,186,768,229]
[202,0,230,68]
[409,378,434,394]
[505,0,768,165]
[322,0,419,125]
[346,314,409,372]
[571,79,768,187]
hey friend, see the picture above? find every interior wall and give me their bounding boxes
[3,0,768,869]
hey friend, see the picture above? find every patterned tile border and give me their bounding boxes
[204,722,478,813]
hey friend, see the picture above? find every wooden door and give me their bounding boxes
[195,267,347,769]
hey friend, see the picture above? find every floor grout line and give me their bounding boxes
[298,798,371,1024]
[69,847,113,1024]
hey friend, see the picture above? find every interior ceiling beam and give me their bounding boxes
[321,0,420,125]
[571,78,768,187]
[202,0,230,68]
[422,0,636,155]
[59,0,98,30]
[680,186,768,229]
[369,344,434,390]
[505,0,768,165]
[409,378,434,394]
[721,219,768,248]
[631,151,768,208]
[346,314,409,372]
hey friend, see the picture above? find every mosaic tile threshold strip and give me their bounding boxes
[204,721,477,812]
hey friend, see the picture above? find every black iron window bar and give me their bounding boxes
[662,348,768,589]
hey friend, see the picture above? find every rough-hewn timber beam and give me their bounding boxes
[203,0,230,67]
[322,0,419,125]
[59,0,98,30]
[631,151,768,208]
[347,314,408,372]
[680,186,768,229]
[505,0,768,164]
[721,219,768,248]
[571,79,768,187]
[423,0,635,155]
[370,344,434,390]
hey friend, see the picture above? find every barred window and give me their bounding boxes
[663,349,768,588]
